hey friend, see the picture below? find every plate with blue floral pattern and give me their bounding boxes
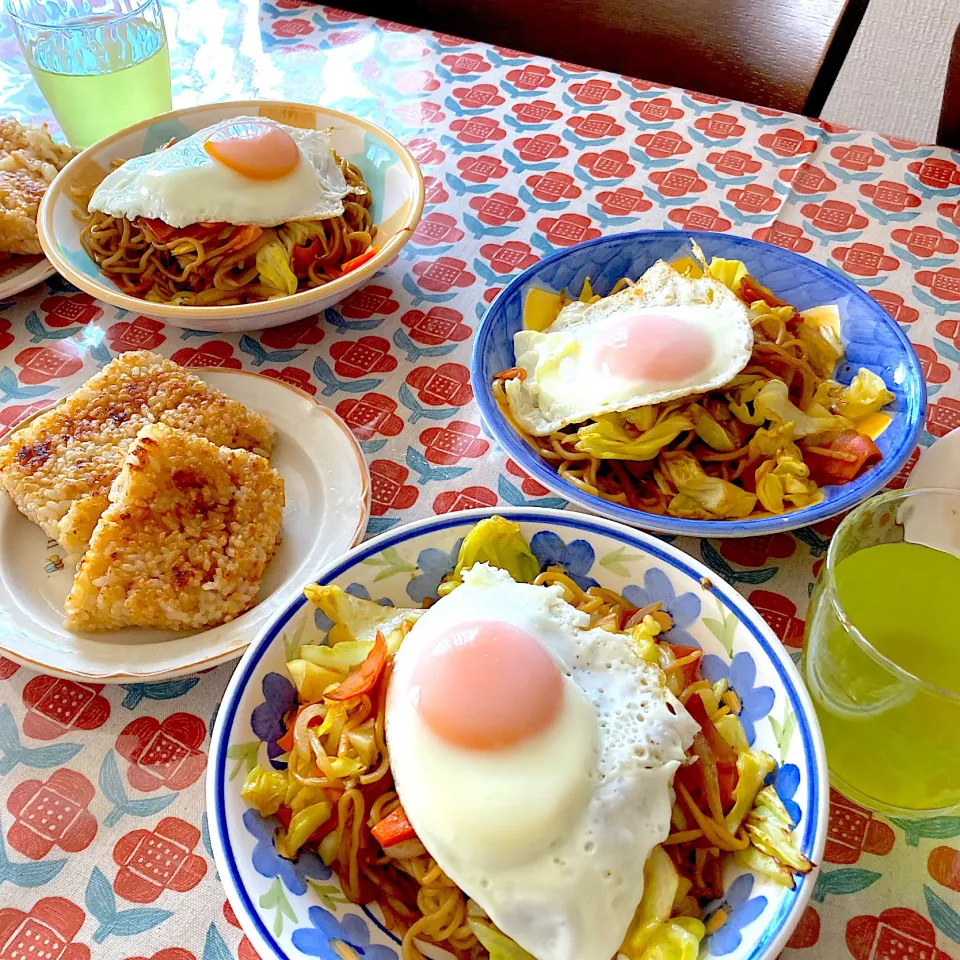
[472,230,926,538]
[208,507,827,960]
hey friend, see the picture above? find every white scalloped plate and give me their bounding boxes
[209,507,828,960]
[0,370,370,681]
[0,255,55,300]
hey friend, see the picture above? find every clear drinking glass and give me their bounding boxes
[7,0,173,149]
[801,487,960,816]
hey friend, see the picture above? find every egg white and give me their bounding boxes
[88,118,365,228]
[505,261,755,437]
[386,564,698,960]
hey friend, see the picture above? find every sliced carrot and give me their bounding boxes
[664,642,702,689]
[276,703,311,753]
[371,806,417,848]
[139,217,228,243]
[292,237,322,275]
[327,631,388,701]
[340,246,380,275]
[276,727,295,754]
[222,224,263,253]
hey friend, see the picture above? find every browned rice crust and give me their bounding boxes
[0,350,275,551]
[65,422,284,632]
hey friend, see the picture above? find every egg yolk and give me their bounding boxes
[592,314,714,383]
[204,122,300,180]
[414,620,564,751]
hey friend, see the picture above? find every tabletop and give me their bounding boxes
[2,2,960,959]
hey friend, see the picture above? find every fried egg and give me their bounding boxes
[385,564,697,960]
[505,261,755,437]
[88,117,364,228]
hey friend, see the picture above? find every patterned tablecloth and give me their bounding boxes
[2,2,960,958]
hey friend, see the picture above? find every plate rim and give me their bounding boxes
[208,505,829,960]
[37,98,425,323]
[471,228,927,538]
[0,256,55,300]
[0,368,372,681]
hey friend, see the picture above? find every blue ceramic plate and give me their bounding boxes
[472,231,926,537]
[208,507,828,960]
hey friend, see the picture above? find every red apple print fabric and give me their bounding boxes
[0,4,957,960]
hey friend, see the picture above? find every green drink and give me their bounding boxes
[802,489,960,815]
[9,1,172,150]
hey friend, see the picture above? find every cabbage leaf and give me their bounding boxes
[576,414,693,461]
[831,368,895,421]
[444,516,540,594]
[663,453,757,519]
[256,239,298,296]
[754,379,849,438]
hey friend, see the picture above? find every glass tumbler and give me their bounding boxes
[801,487,960,816]
[7,0,173,149]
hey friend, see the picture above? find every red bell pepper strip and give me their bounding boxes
[684,692,739,811]
[326,631,388,701]
[371,806,417,848]
[803,430,881,486]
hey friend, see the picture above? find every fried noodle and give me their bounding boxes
[295,580,746,960]
[75,157,374,305]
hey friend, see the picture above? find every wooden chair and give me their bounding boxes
[342,0,870,114]
[938,24,960,149]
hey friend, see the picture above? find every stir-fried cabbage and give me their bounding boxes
[619,846,706,960]
[622,407,658,432]
[278,801,332,859]
[287,659,342,702]
[724,750,775,834]
[748,423,797,459]
[626,918,705,960]
[279,219,328,253]
[728,380,766,426]
[630,615,666,665]
[256,239,298,296]
[576,414,694,461]
[468,920,536,960]
[744,787,814,871]
[755,451,821,514]
[691,405,735,452]
[795,321,844,379]
[831,368,895,421]
[442,516,540,595]
[241,765,287,816]
[300,640,373,670]
[662,453,757,519]
[715,713,749,753]
[707,256,749,295]
[754,379,849,438]
[303,584,422,646]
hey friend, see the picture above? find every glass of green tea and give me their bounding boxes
[8,0,173,149]
[802,486,960,815]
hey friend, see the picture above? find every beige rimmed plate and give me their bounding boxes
[0,255,55,300]
[37,100,424,332]
[0,370,371,681]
